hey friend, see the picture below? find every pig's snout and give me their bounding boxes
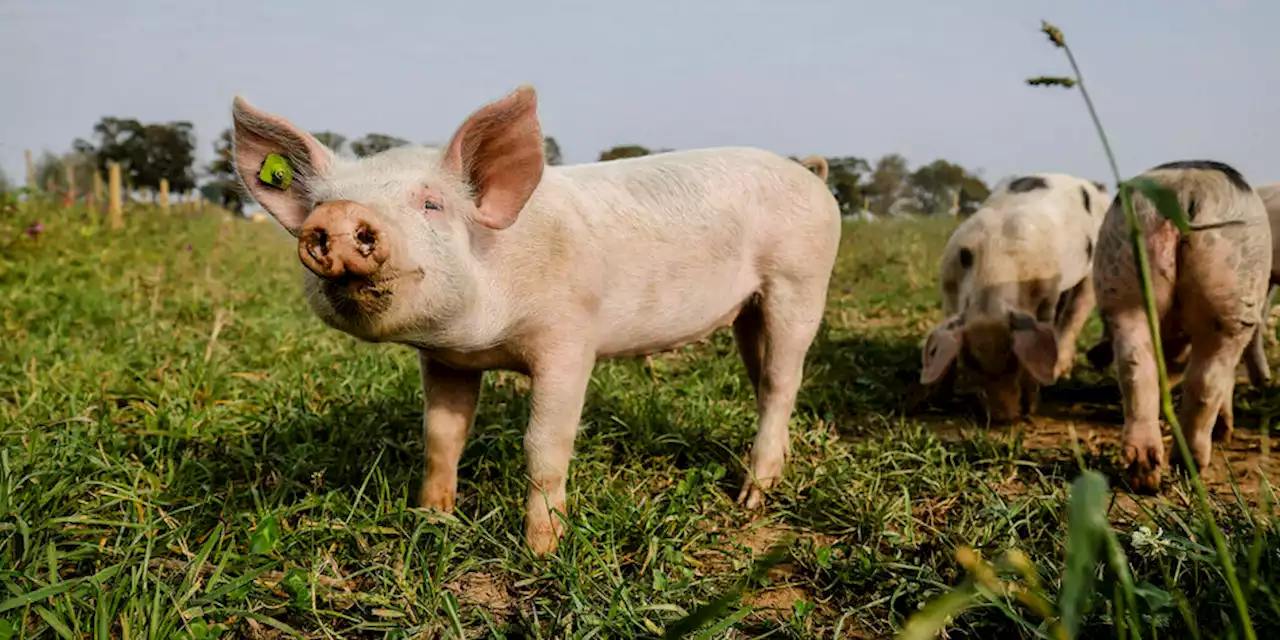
[297,201,390,279]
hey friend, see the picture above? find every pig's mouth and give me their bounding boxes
[318,269,423,318]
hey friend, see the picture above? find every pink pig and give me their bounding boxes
[1092,161,1271,492]
[230,86,842,554]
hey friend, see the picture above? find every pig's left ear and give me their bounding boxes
[444,85,545,230]
[1009,311,1059,385]
[231,96,334,236]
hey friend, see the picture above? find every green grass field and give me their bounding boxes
[4,201,1280,639]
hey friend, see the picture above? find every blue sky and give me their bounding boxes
[2,0,1275,189]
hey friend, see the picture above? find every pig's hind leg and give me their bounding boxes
[733,300,765,394]
[1243,284,1277,387]
[1171,224,1270,476]
[736,281,826,509]
[1174,322,1251,473]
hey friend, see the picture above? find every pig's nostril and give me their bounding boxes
[307,229,329,258]
[354,225,378,257]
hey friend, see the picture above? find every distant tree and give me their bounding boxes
[957,173,991,216]
[598,145,651,162]
[73,117,196,197]
[544,136,563,166]
[350,133,409,158]
[34,151,63,193]
[0,167,11,198]
[74,117,143,178]
[865,153,911,216]
[206,128,246,214]
[826,156,871,215]
[208,128,234,178]
[139,122,197,194]
[313,131,347,154]
[908,159,989,216]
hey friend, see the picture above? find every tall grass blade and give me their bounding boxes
[1059,470,1109,638]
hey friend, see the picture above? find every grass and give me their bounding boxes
[3,196,1280,639]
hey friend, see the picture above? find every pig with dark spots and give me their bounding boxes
[1091,161,1272,493]
[922,172,1108,422]
[230,86,841,555]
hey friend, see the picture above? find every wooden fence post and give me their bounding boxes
[108,163,123,229]
[159,179,170,213]
[64,163,76,208]
[91,172,103,213]
[25,150,36,192]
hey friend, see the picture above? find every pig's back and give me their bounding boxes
[533,147,840,356]
[949,195,1093,299]
[550,146,838,258]
[981,174,1100,289]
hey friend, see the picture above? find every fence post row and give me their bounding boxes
[108,162,123,229]
[25,149,35,192]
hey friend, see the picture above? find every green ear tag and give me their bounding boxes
[258,153,293,190]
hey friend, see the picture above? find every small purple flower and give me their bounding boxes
[185,243,193,251]
[25,222,44,238]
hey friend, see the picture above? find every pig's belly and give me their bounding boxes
[593,270,760,359]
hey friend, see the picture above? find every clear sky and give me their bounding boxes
[1,0,1275,190]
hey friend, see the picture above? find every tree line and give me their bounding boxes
[8,117,995,218]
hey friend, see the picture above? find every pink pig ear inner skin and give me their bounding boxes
[1011,316,1059,385]
[445,86,545,230]
[921,329,962,384]
[232,98,330,234]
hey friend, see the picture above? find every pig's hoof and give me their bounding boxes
[417,483,456,513]
[736,478,775,510]
[526,522,563,556]
[1122,443,1164,494]
[1054,352,1077,380]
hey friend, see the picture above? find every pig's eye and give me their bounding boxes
[423,200,441,212]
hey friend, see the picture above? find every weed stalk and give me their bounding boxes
[1036,19,1255,640]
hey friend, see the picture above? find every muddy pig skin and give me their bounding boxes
[230,86,842,555]
[1092,161,1271,492]
[920,173,1109,422]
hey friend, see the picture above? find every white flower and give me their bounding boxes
[1130,526,1173,559]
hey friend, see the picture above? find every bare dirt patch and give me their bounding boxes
[921,384,1279,518]
[445,572,514,614]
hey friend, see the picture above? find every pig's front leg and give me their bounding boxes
[418,353,483,512]
[1053,276,1097,380]
[524,348,594,556]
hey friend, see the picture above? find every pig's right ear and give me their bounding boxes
[444,85,545,230]
[921,320,963,385]
[1009,311,1059,385]
[231,96,334,236]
